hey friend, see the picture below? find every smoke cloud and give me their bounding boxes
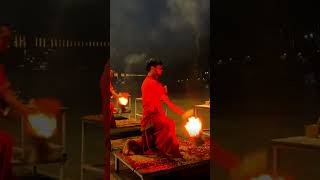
[161,0,209,33]
[161,0,209,59]
[110,0,209,70]
[124,53,147,65]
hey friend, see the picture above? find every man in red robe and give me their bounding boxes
[121,58,264,178]
[140,58,186,157]
[0,25,34,180]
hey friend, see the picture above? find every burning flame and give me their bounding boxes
[119,97,128,106]
[28,113,57,138]
[185,116,202,137]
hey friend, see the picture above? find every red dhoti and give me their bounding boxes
[0,131,13,180]
[141,113,181,157]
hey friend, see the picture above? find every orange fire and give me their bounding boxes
[119,97,129,106]
[27,113,57,138]
[185,116,202,137]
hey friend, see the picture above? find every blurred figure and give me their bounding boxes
[0,24,35,180]
[100,60,122,179]
[109,68,119,127]
[100,61,111,180]
[100,63,118,130]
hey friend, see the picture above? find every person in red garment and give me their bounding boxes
[100,61,111,180]
[122,59,267,179]
[140,58,186,157]
[100,61,121,179]
[0,25,34,180]
[109,69,118,128]
[127,58,241,163]
[101,63,118,130]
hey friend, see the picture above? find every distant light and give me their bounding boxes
[304,34,308,39]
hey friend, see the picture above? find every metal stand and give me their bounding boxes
[80,116,105,180]
[80,114,141,180]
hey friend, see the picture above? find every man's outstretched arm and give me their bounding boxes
[161,94,184,116]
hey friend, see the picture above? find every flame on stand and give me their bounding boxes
[28,113,57,138]
[119,97,128,106]
[185,116,202,137]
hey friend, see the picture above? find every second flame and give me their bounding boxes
[185,116,202,137]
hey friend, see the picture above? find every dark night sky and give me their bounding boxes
[0,0,108,39]
[212,0,320,59]
[1,0,210,75]
[110,0,210,74]
[3,0,318,72]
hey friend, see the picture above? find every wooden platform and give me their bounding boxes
[113,136,210,180]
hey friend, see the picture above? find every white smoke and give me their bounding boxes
[110,0,209,67]
[123,53,147,72]
[161,0,209,33]
[111,0,209,45]
[161,0,209,59]
[124,53,147,65]
[110,0,145,49]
